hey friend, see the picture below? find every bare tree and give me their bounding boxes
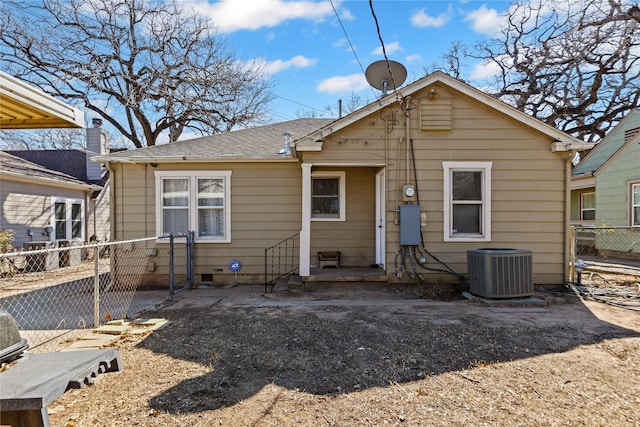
[0,129,85,150]
[0,0,273,148]
[431,0,640,141]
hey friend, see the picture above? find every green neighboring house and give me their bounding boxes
[570,109,640,256]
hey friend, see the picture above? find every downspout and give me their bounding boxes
[564,152,573,282]
[106,162,117,241]
[300,163,312,276]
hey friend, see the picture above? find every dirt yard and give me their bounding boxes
[46,284,640,426]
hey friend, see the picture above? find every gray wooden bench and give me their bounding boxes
[0,348,121,427]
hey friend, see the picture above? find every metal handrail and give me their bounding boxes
[264,233,300,293]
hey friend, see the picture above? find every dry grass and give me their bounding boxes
[46,287,640,426]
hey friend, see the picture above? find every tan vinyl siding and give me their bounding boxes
[310,167,376,267]
[111,162,304,285]
[111,81,571,286]
[306,85,568,284]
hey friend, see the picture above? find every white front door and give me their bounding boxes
[375,169,386,268]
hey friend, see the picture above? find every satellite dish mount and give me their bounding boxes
[365,60,407,96]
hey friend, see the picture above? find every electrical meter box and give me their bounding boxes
[400,204,421,246]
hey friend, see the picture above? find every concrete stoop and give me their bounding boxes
[287,275,304,293]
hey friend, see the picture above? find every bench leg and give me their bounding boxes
[0,408,49,427]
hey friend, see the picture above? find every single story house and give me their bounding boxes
[571,109,640,226]
[6,120,112,244]
[571,109,640,255]
[0,151,100,250]
[95,71,593,288]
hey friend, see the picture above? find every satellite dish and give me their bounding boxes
[365,60,407,95]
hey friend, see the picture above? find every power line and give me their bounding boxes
[368,0,402,101]
[272,94,327,114]
[329,0,379,100]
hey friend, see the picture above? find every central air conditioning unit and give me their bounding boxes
[467,248,533,298]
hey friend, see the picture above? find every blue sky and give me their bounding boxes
[189,0,512,123]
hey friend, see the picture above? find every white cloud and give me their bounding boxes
[332,39,346,48]
[371,42,402,56]
[339,6,354,22]
[263,55,319,74]
[188,0,339,33]
[469,61,501,80]
[469,54,514,80]
[411,6,452,28]
[317,74,369,94]
[464,5,504,36]
[405,53,423,64]
[246,55,318,75]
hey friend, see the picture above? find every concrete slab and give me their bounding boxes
[62,332,120,349]
[462,291,546,306]
[94,324,132,335]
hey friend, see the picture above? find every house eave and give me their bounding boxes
[93,155,301,164]
[0,170,99,191]
[0,71,85,129]
[551,141,597,152]
[294,140,324,152]
[570,173,595,190]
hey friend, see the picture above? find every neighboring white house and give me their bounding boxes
[0,72,109,251]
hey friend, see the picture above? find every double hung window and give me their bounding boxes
[311,171,345,221]
[156,171,231,241]
[580,192,596,221]
[52,198,84,240]
[443,162,492,241]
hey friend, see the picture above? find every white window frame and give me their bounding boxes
[311,171,346,221]
[443,161,492,242]
[155,171,232,242]
[631,182,640,227]
[51,197,84,241]
[580,192,596,222]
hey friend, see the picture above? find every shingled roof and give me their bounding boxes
[95,118,336,164]
[0,151,95,189]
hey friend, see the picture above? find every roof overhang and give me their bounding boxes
[0,169,99,191]
[92,154,300,164]
[551,141,597,152]
[570,173,595,190]
[0,71,85,129]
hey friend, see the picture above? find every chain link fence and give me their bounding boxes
[0,237,183,353]
[569,226,640,310]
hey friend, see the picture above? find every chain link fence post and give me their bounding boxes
[93,241,100,328]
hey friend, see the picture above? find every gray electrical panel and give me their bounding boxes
[400,204,421,246]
